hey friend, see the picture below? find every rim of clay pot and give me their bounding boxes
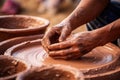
[0,55,31,80]
[82,44,120,70]
[16,64,84,80]
[4,39,42,56]
[83,43,120,79]
[4,39,43,66]
[0,34,43,55]
[0,15,49,33]
[85,67,120,79]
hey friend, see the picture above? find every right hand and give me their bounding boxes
[48,31,103,59]
[41,22,72,53]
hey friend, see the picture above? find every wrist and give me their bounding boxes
[57,19,72,29]
[93,19,120,46]
[93,27,109,46]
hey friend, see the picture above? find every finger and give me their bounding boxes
[70,52,84,59]
[42,27,57,46]
[49,47,80,57]
[44,27,61,45]
[48,40,74,50]
[41,38,50,53]
[52,53,83,60]
[50,51,83,60]
[59,26,71,42]
[49,46,86,60]
[44,27,56,39]
[52,56,69,60]
[41,28,54,53]
[42,37,50,46]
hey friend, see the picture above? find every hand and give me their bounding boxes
[41,22,72,53]
[48,31,104,59]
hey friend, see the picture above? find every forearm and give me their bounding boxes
[62,0,109,30]
[95,19,120,45]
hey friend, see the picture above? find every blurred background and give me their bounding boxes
[0,0,86,32]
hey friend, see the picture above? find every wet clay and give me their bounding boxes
[16,65,83,80]
[4,40,120,80]
[0,55,30,80]
[0,15,49,42]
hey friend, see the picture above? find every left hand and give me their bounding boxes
[48,31,104,59]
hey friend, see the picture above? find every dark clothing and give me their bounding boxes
[87,0,120,46]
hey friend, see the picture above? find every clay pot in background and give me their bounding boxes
[0,15,49,42]
[0,55,30,80]
[16,65,84,80]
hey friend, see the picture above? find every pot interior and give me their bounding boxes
[0,16,44,29]
[0,56,27,78]
[18,67,77,80]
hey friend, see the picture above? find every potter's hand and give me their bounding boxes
[48,31,102,59]
[41,22,72,53]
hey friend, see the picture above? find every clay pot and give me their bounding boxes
[0,55,30,80]
[4,39,120,80]
[0,34,43,55]
[0,15,49,42]
[16,65,83,80]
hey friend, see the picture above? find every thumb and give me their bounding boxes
[59,26,72,42]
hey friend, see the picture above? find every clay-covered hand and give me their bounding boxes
[41,22,72,53]
[48,31,103,59]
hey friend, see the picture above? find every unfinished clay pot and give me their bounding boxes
[4,39,120,80]
[0,55,30,80]
[0,15,49,42]
[16,65,83,80]
[0,34,43,55]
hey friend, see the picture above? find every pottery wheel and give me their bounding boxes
[4,39,120,80]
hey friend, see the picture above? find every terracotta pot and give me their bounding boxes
[16,65,83,80]
[4,39,120,80]
[0,55,30,80]
[0,34,43,55]
[0,15,49,42]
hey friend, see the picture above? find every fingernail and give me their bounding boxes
[59,38,63,42]
[59,39,62,42]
